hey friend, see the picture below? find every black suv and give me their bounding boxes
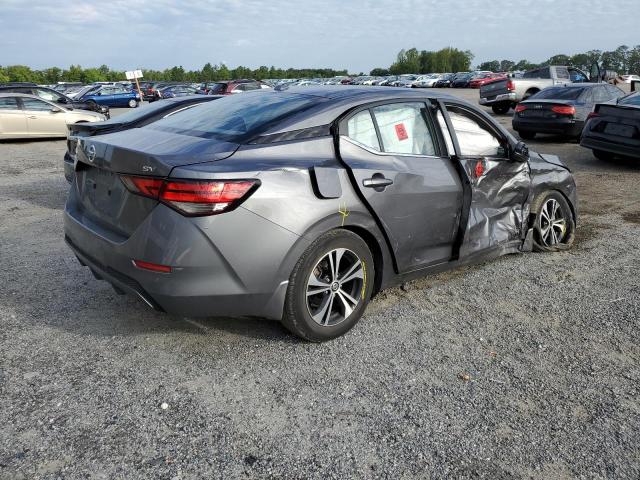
[0,84,109,117]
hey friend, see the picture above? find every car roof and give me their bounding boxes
[252,86,466,135]
[0,92,48,99]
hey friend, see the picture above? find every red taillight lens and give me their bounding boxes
[120,176,259,216]
[506,80,515,91]
[120,176,163,197]
[132,259,172,273]
[515,104,527,113]
[551,105,576,116]
[587,111,600,120]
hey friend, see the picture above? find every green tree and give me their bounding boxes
[370,68,390,76]
[478,60,500,72]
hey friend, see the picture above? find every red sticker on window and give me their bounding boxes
[395,123,408,141]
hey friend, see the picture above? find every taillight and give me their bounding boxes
[515,104,527,113]
[120,176,259,216]
[551,105,576,116]
[506,79,515,91]
[586,111,600,120]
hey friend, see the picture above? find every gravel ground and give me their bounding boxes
[0,90,639,479]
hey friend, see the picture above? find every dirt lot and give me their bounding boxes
[1,89,639,479]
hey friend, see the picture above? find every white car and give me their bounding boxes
[619,75,640,84]
[0,93,106,140]
[412,74,442,88]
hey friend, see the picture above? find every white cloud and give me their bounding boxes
[0,0,636,72]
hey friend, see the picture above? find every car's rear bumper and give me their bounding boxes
[580,135,640,159]
[63,198,304,320]
[480,92,516,105]
[513,117,584,137]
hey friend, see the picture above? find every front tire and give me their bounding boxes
[282,230,375,342]
[128,99,138,108]
[531,191,575,252]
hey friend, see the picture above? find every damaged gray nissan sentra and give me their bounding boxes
[64,86,577,341]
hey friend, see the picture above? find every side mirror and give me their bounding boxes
[51,107,62,113]
[511,141,529,162]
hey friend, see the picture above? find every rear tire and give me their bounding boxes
[531,191,575,252]
[128,99,138,108]
[282,230,375,342]
[519,131,536,140]
[492,103,511,115]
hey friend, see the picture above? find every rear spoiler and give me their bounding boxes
[67,122,122,134]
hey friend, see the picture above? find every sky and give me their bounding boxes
[0,0,636,73]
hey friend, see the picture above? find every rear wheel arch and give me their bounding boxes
[523,88,539,100]
[341,226,384,297]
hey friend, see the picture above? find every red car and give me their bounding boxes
[204,79,266,95]
[469,73,507,89]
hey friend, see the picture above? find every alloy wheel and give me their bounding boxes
[306,248,364,327]
[539,198,567,246]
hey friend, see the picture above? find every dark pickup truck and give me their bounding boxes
[479,66,591,114]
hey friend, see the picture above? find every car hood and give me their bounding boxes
[76,128,239,177]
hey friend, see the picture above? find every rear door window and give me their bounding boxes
[371,102,437,155]
[346,110,380,151]
[0,98,19,110]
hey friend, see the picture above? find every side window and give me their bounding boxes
[445,105,504,157]
[346,110,380,151]
[0,98,19,110]
[556,67,570,80]
[371,102,437,155]
[436,110,455,154]
[22,98,54,111]
[569,69,587,83]
[35,89,61,102]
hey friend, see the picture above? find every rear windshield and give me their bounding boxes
[619,92,640,106]
[530,87,585,100]
[98,98,208,125]
[208,83,227,94]
[147,91,318,141]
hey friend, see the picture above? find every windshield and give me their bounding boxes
[147,92,318,141]
[530,87,585,100]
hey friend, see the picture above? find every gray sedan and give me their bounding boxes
[64,87,577,341]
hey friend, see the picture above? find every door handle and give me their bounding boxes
[363,175,393,189]
[28,115,37,119]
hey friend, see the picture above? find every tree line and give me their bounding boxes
[474,45,640,75]
[0,63,349,84]
[373,45,639,76]
[370,47,475,76]
[2,44,638,84]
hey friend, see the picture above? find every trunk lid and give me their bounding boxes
[75,128,239,177]
[517,100,576,119]
[70,129,238,238]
